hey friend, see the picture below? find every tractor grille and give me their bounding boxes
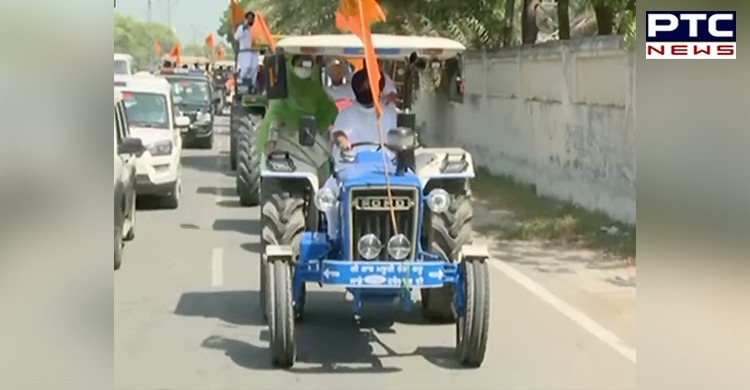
[348,187,419,261]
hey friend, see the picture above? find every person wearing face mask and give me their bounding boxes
[256,55,338,159]
[320,68,398,239]
[234,10,261,90]
[325,59,355,103]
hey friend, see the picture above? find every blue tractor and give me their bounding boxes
[260,115,490,369]
[258,34,485,369]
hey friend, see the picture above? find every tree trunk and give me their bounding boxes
[592,2,615,35]
[557,0,570,40]
[521,0,540,45]
[502,0,516,46]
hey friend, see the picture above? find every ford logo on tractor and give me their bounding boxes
[354,196,413,211]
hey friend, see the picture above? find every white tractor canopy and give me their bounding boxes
[275,34,465,60]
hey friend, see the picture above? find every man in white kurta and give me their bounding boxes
[323,69,398,239]
[233,11,261,88]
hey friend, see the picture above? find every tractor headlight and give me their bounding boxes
[386,127,416,151]
[426,189,450,213]
[387,234,411,260]
[314,187,337,212]
[148,140,173,156]
[357,234,382,260]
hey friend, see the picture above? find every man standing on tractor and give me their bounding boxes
[234,10,261,90]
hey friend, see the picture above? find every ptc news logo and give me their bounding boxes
[646,11,736,59]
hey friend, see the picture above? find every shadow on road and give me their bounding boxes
[215,199,242,208]
[240,242,263,254]
[196,186,236,197]
[181,155,233,176]
[177,288,467,373]
[213,218,260,235]
[174,290,265,326]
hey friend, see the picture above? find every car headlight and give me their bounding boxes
[357,234,382,260]
[148,141,173,156]
[314,187,337,212]
[197,112,212,123]
[387,234,411,260]
[426,189,450,213]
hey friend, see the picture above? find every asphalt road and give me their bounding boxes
[115,116,636,390]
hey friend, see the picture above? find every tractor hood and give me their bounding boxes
[338,150,422,190]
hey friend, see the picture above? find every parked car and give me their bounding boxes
[114,88,145,270]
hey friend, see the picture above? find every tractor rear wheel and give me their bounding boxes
[422,183,473,322]
[236,114,261,206]
[260,187,306,321]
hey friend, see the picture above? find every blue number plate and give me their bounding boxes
[320,260,446,288]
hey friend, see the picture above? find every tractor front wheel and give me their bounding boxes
[455,259,490,368]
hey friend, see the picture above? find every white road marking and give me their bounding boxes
[211,248,224,288]
[489,259,637,364]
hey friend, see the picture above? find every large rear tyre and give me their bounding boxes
[422,185,473,322]
[260,189,306,321]
[269,259,296,368]
[456,259,490,368]
[228,102,242,171]
[236,115,261,206]
[114,212,124,271]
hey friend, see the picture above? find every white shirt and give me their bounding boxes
[326,83,355,102]
[330,103,397,172]
[234,25,260,67]
[382,73,397,95]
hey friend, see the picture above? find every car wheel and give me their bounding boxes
[162,180,181,209]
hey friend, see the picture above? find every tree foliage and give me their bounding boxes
[114,13,179,68]
[214,0,636,49]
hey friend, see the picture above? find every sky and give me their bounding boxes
[116,0,230,46]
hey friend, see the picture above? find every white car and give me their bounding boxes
[115,53,136,75]
[114,88,145,270]
[115,74,188,209]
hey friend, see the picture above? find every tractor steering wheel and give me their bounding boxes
[337,142,384,163]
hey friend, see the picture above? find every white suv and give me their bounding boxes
[115,74,188,208]
[114,88,145,270]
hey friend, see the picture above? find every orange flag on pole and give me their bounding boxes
[335,0,387,117]
[229,0,245,31]
[250,12,276,52]
[153,40,162,56]
[168,42,182,65]
[205,33,216,49]
[217,46,226,60]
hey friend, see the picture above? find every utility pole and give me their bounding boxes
[147,0,153,70]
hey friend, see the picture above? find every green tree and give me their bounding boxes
[114,13,179,69]
[213,0,636,50]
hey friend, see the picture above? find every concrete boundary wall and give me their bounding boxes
[416,35,636,224]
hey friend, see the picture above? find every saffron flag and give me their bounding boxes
[205,33,216,49]
[251,12,276,52]
[168,42,182,65]
[229,0,245,31]
[153,40,162,56]
[217,46,226,60]
[335,0,386,117]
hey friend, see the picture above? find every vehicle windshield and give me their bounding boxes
[167,78,210,105]
[114,60,130,75]
[122,91,170,129]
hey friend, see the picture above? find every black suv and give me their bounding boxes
[162,72,218,149]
